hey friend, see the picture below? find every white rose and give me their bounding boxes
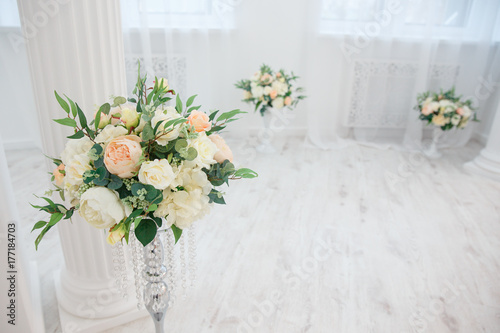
[61,137,93,166]
[251,86,264,99]
[138,159,177,190]
[462,106,472,118]
[65,153,92,186]
[171,163,211,193]
[188,132,218,169]
[79,187,126,229]
[151,106,182,145]
[95,125,128,145]
[272,97,285,109]
[251,71,262,81]
[451,114,461,126]
[263,86,273,96]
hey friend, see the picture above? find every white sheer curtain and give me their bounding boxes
[307,0,500,150]
[120,0,500,152]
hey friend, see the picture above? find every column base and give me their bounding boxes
[54,271,148,332]
[464,149,500,182]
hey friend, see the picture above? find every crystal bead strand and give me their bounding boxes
[130,232,144,309]
[116,241,129,299]
[111,242,125,298]
[187,224,197,288]
[166,231,177,306]
[179,234,187,300]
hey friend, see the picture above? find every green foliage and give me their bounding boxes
[171,225,183,244]
[134,219,157,246]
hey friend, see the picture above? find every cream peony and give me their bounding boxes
[263,86,273,96]
[209,134,233,163]
[94,109,111,129]
[188,132,218,169]
[138,159,176,190]
[187,110,212,133]
[260,73,273,84]
[271,81,288,95]
[432,114,449,126]
[272,97,285,109]
[151,106,182,145]
[61,137,93,166]
[65,153,92,186]
[95,125,128,146]
[104,135,143,178]
[243,90,252,100]
[79,187,126,229]
[251,71,261,81]
[155,188,210,229]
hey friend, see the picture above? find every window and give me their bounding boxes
[122,0,235,29]
[0,0,20,27]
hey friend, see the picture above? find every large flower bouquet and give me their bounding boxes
[235,64,305,115]
[416,87,477,130]
[32,67,257,249]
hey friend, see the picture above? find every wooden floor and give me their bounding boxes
[7,137,500,333]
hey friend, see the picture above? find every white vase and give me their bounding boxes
[425,127,443,159]
[256,109,277,154]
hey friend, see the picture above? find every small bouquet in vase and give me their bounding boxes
[31,65,257,249]
[235,64,306,116]
[415,87,477,130]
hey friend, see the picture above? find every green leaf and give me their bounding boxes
[131,183,146,196]
[54,118,77,127]
[142,122,155,141]
[186,94,197,108]
[209,110,219,122]
[48,212,64,226]
[67,130,85,139]
[65,209,74,219]
[31,221,47,232]
[113,96,127,107]
[175,139,188,152]
[134,219,157,247]
[185,147,198,161]
[147,204,157,212]
[234,168,258,178]
[176,94,183,114]
[76,104,87,128]
[187,105,201,113]
[95,107,101,131]
[64,95,78,117]
[108,175,123,190]
[208,189,226,204]
[171,224,183,244]
[54,91,70,114]
[217,109,246,122]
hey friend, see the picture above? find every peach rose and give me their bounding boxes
[456,107,464,116]
[209,134,233,163]
[104,135,143,178]
[421,104,433,116]
[284,96,292,106]
[269,90,278,99]
[53,164,65,186]
[260,73,273,84]
[276,72,282,78]
[187,110,212,133]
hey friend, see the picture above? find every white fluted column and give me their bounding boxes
[465,103,500,181]
[17,0,144,331]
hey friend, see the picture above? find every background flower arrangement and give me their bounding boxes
[416,87,477,130]
[31,65,257,249]
[235,64,306,116]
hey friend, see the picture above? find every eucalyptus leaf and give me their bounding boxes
[135,219,157,247]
